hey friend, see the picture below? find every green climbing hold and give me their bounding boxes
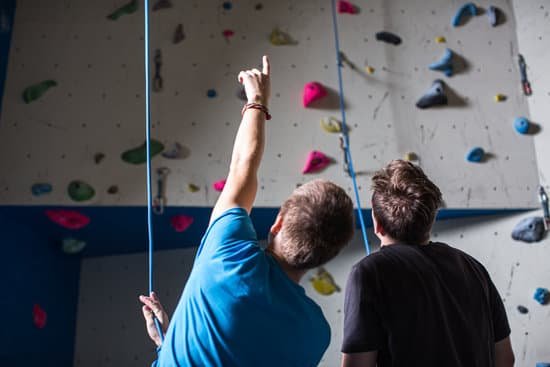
[68,180,95,202]
[62,237,87,254]
[107,0,138,20]
[22,80,57,104]
[121,140,164,165]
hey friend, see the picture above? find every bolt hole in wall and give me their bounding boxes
[0,0,549,366]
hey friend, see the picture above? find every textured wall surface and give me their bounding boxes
[0,0,540,208]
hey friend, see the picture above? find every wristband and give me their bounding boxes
[241,103,271,120]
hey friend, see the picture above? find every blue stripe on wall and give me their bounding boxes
[0,0,15,119]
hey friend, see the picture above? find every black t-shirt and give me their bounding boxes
[342,242,510,367]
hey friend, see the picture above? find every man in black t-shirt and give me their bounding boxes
[341,160,515,367]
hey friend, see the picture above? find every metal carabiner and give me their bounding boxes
[153,167,170,215]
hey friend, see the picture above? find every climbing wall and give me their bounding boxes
[74,213,550,366]
[0,0,541,209]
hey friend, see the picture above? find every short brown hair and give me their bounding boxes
[279,180,354,270]
[371,160,442,244]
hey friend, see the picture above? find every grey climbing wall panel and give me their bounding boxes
[0,0,541,209]
[73,212,550,366]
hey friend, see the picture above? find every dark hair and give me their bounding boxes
[371,160,442,244]
[279,180,354,270]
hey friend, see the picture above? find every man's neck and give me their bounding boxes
[266,248,305,284]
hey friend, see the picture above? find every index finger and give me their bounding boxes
[262,55,270,76]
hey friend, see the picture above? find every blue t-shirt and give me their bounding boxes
[153,207,330,367]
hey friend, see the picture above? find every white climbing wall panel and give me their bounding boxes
[74,213,550,366]
[0,0,541,209]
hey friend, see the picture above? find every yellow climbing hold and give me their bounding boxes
[188,184,200,192]
[320,117,342,133]
[365,65,375,75]
[269,28,294,46]
[435,36,446,44]
[494,93,507,102]
[310,267,340,296]
[404,152,418,162]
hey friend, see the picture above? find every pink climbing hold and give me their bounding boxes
[171,215,194,232]
[303,82,328,107]
[338,0,358,14]
[45,209,90,230]
[33,304,47,329]
[302,150,332,174]
[213,179,227,192]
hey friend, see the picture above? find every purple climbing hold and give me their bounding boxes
[512,216,545,243]
[534,287,550,305]
[466,147,485,163]
[452,3,478,27]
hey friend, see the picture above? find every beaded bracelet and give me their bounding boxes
[241,102,272,120]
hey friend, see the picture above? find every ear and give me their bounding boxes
[270,213,284,235]
[371,210,386,237]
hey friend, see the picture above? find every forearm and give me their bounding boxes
[229,108,266,176]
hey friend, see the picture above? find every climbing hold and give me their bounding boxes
[107,185,119,194]
[511,216,545,243]
[31,183,52,197]
[416,80,448,109]
[213,179,226,192]
[302,82,327,107]
[494,93,507,102]
[236,85,248,101]
[171,214,194,232]
[107,0,138,20]
[269,28,295,46]
[45,209,90,230]
[435,36,446,43]
[222,1,232,10]
[310,268,340,296]
[153,49,163,92]
[534,287,550,305]
[487,6,500,27]
[517,305,529,314]
[188,183,200,192]
[465,147,485,163]
[375,31,402,45]
[429,48,454,77]
[303,151,332,174]
[68,180,95,202]
[94,152,105,164]
[536,363,550,367]
[22,80,57,104]
[62,237,87,254]
[162,142,185,159]
[32,304,47,329]
[152,0,172,11]
[207,89,217,98]
[452,2,478,27]
[404,152,418,162]
[365,66,375,74]
[173,24,185,44]
[337,0,358,14]
[320,117,342,133]
[222,29,235,40]
[514,117,530,135]
[255,3,263,10]
[121,140,164,165]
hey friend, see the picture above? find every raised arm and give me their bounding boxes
[209,56,271,225]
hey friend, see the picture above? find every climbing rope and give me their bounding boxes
[144,0,164,343]
[330,0,371,255]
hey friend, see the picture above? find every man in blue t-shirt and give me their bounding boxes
[139,56,356,366]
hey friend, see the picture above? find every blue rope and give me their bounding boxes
[330,0,371,255]
[144,0,164,343]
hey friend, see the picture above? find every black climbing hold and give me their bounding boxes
[107,185,119,194]
[517,305,529,314]
[222,1,232,10]
[375,31,402,45]
[94,153,105,164]
[511,216,545,243]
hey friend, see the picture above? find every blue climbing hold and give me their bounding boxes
[534,287,550,305]
[487,6,499,27]
[31,183,53,196]
[207,89,217,98]
[512,216,545,243]
[429,48,454,77]
[466,147,484,163]
[536,363,550,367]
[222,1,232,10]
[514,117,530,134]
[452,2,478,27]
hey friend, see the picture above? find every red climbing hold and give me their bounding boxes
[338,0,358,14]
[33,304,47,329]
[171,215,194,232]
[45,209,90,230]
[222,29,235,39]
[213,179,227,192]
[303,151,332,174]
[303,82,327,107]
